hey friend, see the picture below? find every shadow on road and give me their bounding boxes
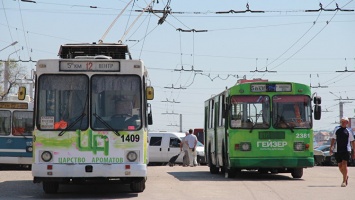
[168,170,300,182]
[0,180,140,199]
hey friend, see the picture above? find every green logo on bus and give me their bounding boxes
[76,129,109,156]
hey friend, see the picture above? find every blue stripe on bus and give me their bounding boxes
[0,137,32,157]
[0,152,32,157]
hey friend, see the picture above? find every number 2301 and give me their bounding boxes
[121,134,140,142]
[296,133,310,138]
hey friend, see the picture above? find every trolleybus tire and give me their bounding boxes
[208,146,219,174]
[291,168,303,179]
[43,181,59,194]
[130,178,146,193]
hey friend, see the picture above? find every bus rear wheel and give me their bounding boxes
[291,168,303,179]
[130,178,146,193]
[43,181,59,194]
[208,147,219,174]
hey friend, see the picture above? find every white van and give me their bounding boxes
[148,132,205,165]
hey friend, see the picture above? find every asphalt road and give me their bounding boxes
[0,165,354,200]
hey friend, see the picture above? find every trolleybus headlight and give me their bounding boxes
[126,151,138,162]
[41,151,53,162]
[240,142,251,151]
[293,142,305,151]
[26,146,33,152]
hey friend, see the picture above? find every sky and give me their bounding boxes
[1,0,355,132]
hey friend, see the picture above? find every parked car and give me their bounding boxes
[313,148,325,166]
[315,145,337,166]
[148,132,206,165]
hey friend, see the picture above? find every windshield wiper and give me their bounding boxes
[274,115,294,133]
[58,113,86,136]
[249,115,260,133]
[249,111,261,133]
[93,113,120,136]
[282,120,294,133]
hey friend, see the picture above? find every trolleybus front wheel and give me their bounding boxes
[291,168,303,179]
[43,181,59,194]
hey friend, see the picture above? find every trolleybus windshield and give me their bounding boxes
[37,74,89,131]
[0,111,11,135]
[273,95,311,129]
[12,111,33,136]
[230,95,270,129]
[91,75,142,131]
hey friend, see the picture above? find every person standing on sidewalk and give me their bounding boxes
[329,117,355,187]
[180,132,190,167]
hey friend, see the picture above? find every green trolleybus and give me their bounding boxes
[204,79,321,178]
[30,43,154,193]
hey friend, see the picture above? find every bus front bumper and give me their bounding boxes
[229,157,314,168]
[32,163,147,183]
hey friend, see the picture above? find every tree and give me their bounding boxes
[0,59,29,100]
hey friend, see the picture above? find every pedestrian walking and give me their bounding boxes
[329,117,355,187]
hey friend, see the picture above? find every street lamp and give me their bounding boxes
[0,41,18,52]
[4,49,20,93]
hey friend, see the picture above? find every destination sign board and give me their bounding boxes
[251,83,292,92]
[60,61,120,71]
[0,102,28,109]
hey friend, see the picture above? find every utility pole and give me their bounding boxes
[179,114,182,132]
[329,92,355,122]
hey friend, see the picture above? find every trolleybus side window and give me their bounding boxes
[91,75,142,131]
[218,95,224,127]
[208,100,214,129]
[0,111,11,135]
[273,95,311,129]
[12,111,33,136]
[230,95,270,129]
[37,74,89,130]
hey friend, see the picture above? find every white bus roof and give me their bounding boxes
[58,43,130,60]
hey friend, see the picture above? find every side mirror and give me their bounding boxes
[146,86,154,100]
[313,96,321,105]
[314,105,321,120]
[18,86,26,100]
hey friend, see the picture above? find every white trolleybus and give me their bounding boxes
[29,43,154,193]
[0,94,33,169]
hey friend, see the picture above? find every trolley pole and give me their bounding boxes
[180,114,182,132]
